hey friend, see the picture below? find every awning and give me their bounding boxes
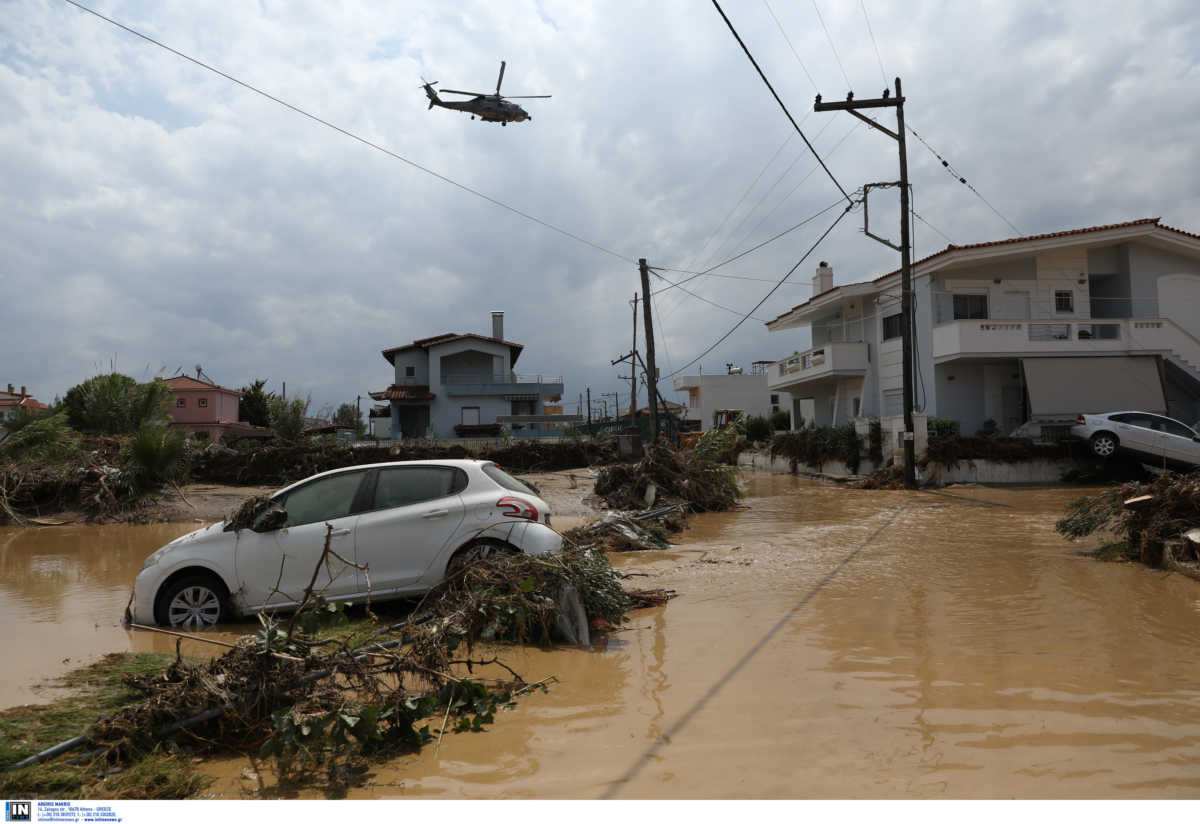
[1022,356,1166,420]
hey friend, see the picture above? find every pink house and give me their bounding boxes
[161,376,270,442]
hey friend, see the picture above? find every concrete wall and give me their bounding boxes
[686,373,788,431]
[427,339,512,437]
[391,350,429,385]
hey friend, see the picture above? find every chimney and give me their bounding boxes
[813,261,833,294]
[20,386,26,398]
[491,311,504,340]
[6,384,11,395]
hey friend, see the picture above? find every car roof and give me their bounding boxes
[273,459,496,496]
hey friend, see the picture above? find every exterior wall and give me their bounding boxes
[170,389,240,424]
[427,339,512,437]
[440,349,501,380]
[684,373,786,431]
[391,350,429,385]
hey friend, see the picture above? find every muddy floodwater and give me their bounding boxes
[5,473,1200,797]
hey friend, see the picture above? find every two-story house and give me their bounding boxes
[371,312,565,440]
[162,376,270,442]
[0,384,49,424]
[766,219,1200,438]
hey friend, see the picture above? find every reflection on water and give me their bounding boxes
[7,475,1200,797]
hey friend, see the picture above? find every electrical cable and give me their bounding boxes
[761,0,818,91]
[649,198,845,297]
[664,203,855,380]
[859,0,888,87]
[905,123,1023,237]
[710,0,853,205]
[59,0,638,266]
[649,270,772,323]
[809,0,852,90]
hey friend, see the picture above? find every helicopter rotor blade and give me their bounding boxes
[496,60,506,95]
[503,95,552,99]
[439,89,488,96]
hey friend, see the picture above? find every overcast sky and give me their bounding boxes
[3,0,1198,417]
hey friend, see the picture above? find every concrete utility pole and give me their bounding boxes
[639,258,659,443]
[586,386,592,428]
[814,78,916,488]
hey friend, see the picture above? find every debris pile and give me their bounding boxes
[593,445,741,512]
[1056,471,1200,575]
[6,540,659,797]
[566,512,671,552]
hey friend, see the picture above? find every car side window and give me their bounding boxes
[372,467,466,510]
[1115,414,1152,429]
[279,471,366,527]
[1156,417,1195,438]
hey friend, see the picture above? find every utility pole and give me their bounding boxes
[814,78,916,488]
[639,258,659,443]
[586,386,592,428]
[631,292,639,427]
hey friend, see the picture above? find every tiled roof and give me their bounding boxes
[162,375,240,394]
[369,385,436,401]
[382,333,524,366]
[767,217,1199,326]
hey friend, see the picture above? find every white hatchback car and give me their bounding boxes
[130,460,562,628]
[1072,411,1200,470]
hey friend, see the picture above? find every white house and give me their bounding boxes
[371,312,564,440]
[765,219,1200,437]
[673,366,790,431]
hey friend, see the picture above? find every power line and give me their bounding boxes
[905,123,1023,236]
[761,0,818,91]
[650,198,845,297]
[911,208,954,246]
[649,269,772,323]
[663,203,855,380]
[680,132,794,275]
[710,0,852,205]
[859,0,888,86]
[809,0,853,90]
[59,0,637,266]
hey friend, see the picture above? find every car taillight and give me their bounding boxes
[1077,414,1086,424]
[497,496,538,521]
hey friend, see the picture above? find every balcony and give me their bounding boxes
[441,373,564,399]
[767,341,868,391]
[931,318,1200,366]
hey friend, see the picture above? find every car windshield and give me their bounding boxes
[482,463,535,495]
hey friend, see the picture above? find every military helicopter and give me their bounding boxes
[422,61,550,125]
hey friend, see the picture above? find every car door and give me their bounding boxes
[1154,416,1200,468]
[353,465,468,595]
[235,469,368,610]
[1109,413,1163,463]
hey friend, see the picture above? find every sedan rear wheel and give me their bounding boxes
[1090,432,1119,458]
[446,539,516,579]
[158,575,227,628]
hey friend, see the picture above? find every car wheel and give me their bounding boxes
[446,539,516,578]
[156,574,228,629]
[1090,432,1119,458]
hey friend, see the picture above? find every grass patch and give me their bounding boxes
[0,652,212,799]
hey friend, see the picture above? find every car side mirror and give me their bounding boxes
[255,508,288,532]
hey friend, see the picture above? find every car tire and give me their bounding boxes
[155,574,229,629]
[446,539,516,579]
[1090,432,1119,459]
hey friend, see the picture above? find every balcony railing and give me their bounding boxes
[441,373,564,385]
[768,341,868,390]
[931,317,1198,360]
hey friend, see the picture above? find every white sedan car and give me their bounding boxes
[130,460,562,629]
[1071,411,1200,470]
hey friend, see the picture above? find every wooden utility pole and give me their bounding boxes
[631,292,639,427]
[586,386,592,428]
[638,259,659,442]
[814,78,916,488]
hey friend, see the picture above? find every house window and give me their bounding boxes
[198,398,208,408]
[1054,290,1074,313]
[852,397,861,417]
[405,366,416,378]
[882,313,903,340]
[176,398,185,408]
[953,294,988,319]
[770,394,779,404]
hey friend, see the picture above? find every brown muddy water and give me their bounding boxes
[6,474,1200,797]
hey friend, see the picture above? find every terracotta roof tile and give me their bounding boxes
[369,385,436,401]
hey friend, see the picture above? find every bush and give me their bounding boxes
[0,410,81,461]
[975,419,1001,439]
[770,425,865,473]
[2,404,56,434]
[770,410,791,432]
[928,417,960,439]
[122,424,190,491]
[62,374,172,435]
[268,395,310,444]
[743,415,772,442]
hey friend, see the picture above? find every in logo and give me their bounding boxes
[4,802,31,822]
